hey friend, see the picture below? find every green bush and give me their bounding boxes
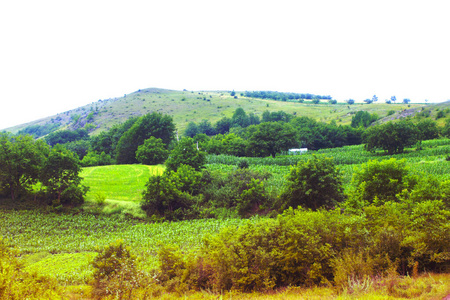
[142,165,202,220]
[405,200,450,271]
[236,178,269,217]
[279,155,344,210]
[0,237,63,299]
[135,136,169,165]
[349,158,412,206]
[91,240,141,299]
[81,151,114,167]
[199,168,272,216]
[158,208,374,292]
[165,137,206,172]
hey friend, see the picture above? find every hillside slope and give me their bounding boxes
[3,88,429,136]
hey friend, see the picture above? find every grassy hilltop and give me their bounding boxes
[4,88,433,136]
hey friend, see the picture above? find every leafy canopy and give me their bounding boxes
[279,155,344,210]
[0,133,49,200]
[116,112,175,164]
[135,137,169,165]
[165,137,206,172]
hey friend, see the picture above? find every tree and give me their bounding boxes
[363,99,373,104]
[351,111,378,128]
[215,117,231,134]
[90,117,139,157]
[142,164,201,220]
[165,137,206,172]
[40,144,87,205]
[363,121,418,154]
[45,128,89,146]
[231,108,249,128]
[247,122,298,158]
[184,122,199,138]
[372,95,378,103]
[390,96,397,103]
[441,119,450,138]
[248,113,260,125]
[346,99,355,105]
[279,155,344,210]
[312,99,320,104]
[135,137,169,165]
[351,158,411,205]
[0,134,49,200]
[63,139,90,160]
[403,98,411,104]
[221,133,248,156]
[116,112,175,164]
[197,119,216,136]
[417,119,439,140]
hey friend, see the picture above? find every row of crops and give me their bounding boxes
[207,138,450,166]
[0,209,255,283]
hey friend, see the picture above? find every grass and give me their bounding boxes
[80,164,164,202]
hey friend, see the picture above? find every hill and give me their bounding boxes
[3,87,441,136]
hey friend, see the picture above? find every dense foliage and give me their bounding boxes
[0,133,49,200]
[116,112,175,164]
[157,202,449,292]
[364,120,419,154]
[17,122,60,138]
[40,144,88,206]
[279,155,344,210]
[0,237,63,299]
[244,91,332,101]
[45,128,89,146]
[165,138,206,172]
[135,137,169,165]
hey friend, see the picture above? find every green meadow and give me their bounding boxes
[81,164,164,202]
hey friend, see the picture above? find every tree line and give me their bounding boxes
[243,91,332,101]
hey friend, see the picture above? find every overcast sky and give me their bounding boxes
[1,0,449,130]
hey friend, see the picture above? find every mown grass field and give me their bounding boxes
[81,164,164,202]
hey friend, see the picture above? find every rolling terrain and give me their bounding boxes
[3,88,430,136]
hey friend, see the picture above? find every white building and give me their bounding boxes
[288,148,308,155]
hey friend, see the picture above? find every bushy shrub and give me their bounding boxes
[81,151,114,167]
[154,201,450,292]
[135,136,169,165]
[91,240,142,299]
[405,200,450,271]
[157,208,375,292]
[142,165,202,220]
[279,155,344,210]
[0,237,63,299]
[349,158,412,206]
[165,137,206,172]
[236,178,269,217]
[200,168,272,217]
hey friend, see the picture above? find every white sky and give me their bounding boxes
[1,0,449,130]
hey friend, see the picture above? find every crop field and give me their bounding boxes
[0,209,254,283]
